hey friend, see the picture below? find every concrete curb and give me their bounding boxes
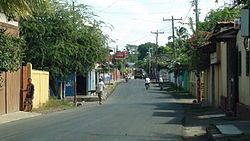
[0,111,41,125]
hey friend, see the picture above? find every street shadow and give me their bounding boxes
[179,102,237,128]
[142,102,184,125]
[136,132,183,141]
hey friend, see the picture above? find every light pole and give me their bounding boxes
[72,0,77,105]
[151,30,164,80]
[147,49,152,77]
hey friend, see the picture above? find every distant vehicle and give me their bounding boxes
[134,69,145,79]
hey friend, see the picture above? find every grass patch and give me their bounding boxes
[165,84,195,99]
[32,97,74,114]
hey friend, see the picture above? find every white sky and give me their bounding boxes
[78,0,232,50]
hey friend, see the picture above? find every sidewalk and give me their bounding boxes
[0,111,41,125]
[0,79,123,125]
[165,85,250,141]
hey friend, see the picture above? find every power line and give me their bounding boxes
[127,27,171,44]
[98,0,120,12]
[183,4,194,22]
[95,1,175,8]
[163,16,182,43]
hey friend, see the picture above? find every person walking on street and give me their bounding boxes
[159,76,164,90]
[96,79,105,104]
[145,76,150,90]
[24,78,35,112]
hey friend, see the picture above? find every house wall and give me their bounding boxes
[189,71,196,97]
[88,69,96,95]
[237,33,250,106]
[215,63,221,107]
[203,68,210,102]
[237,33,250,104]
[236,32,250,120]
[218,42,228,110]
[220,42,228,98]
[181,71,189,91]
[31,70,49,108]
[0,13,18,26]
[0,13,19,36]
[209,48,221,106]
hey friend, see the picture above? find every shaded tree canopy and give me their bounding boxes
[0,0,50,18]
[20,1,109,80]
[137,42,157,61]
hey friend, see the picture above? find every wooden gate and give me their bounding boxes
[0,71,21,114]
[0,73,6,114]
[6,71,20,113]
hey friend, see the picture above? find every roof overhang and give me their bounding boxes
[209,28,239,42]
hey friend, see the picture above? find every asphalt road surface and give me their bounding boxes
[0,79,184,141]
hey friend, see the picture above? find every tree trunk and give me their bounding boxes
[58,81,62,100]
[49,78,59,97]
[62,81,65,99]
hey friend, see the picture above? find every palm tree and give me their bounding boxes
[0,0,49,18]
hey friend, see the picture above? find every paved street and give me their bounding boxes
[0,79,184,141]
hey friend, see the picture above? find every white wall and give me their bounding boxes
[237,32,250,106]
[0,13,18,27]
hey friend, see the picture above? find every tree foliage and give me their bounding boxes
[20,1,109,81]
[125,44,138,63]
[0,0,50,18]
[137,42,157,61]
[198,7,240,32]
[0,34,25,72]
[187,6,240,72]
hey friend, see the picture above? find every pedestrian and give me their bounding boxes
[159,76,164,90]
[24,78,35,112]
[96,79,105,104]
[145,76,150,89]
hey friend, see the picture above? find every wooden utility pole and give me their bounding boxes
[163,16,182,56]
[194,0,199,31]
[163,16,182,44]
[151,30,164,79]
[73,0,77,105]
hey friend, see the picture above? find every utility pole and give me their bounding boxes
[163,16,182,57]
[194,0,201,103]
[151,30,164,80]
[194,0,199,31]
[163,16,182,45]
[72,0,77,105]
[148,49,151,77]
[163,16,182,88]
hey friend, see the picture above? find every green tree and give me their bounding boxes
[20,1,109,96]
[125,44,138,63]
[0,33,25,72]
[188,6,240,72]
[0,0,50,18]
[198,7,240,32]
[137,42,157,61]
[216,0,250,6]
